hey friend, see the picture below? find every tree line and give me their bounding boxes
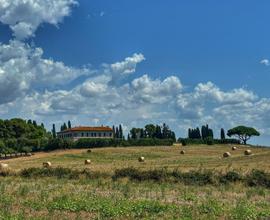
[0,118,50,153]
[128,123,176,141]
[184,124,260,145]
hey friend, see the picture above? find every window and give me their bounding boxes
[104,133,106,137]
[99,133,101,137]
[87,133,89,137]
[109,133,112,137]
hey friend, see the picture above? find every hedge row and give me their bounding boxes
[2,167,270,189]
[179,138,240,146]
[43,138,174,151]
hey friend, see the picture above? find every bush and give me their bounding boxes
[74,138,115,148]
[20,167,108,179]
[172,170,215,185]
[246,170,270,188]
[113,167,169,182]
[219,171,242,184]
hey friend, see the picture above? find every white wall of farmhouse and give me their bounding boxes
[57,131,113,140]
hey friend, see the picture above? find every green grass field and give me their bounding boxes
[0,144,270,219]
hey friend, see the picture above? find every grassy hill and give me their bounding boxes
[0,144,270,219]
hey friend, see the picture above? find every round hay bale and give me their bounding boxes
[138,157,145,162]
[223,152,231,158]
[87,149,92,153]
[43,162,52,168]
[180,150,185,155]
[244,149,252,156]
[85,159,91,165]
[0,163,8,170]
[232,146,237,151]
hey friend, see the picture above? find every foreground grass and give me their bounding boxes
[0,175,269,219]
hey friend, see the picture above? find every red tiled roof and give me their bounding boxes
[58,126,113,133]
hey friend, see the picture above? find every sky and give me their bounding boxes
[0,0,270,145]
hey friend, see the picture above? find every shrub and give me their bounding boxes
[172,170,215,185]
[20,167,108,179]
[43,138,73,151]
[246,170,270,188]
[219,171,242,184]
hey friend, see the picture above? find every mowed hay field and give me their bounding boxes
[0,145,270,219]
[3,144,270,172]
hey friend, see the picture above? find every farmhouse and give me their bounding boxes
[57,126,113,140]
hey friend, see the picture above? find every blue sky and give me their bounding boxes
[0,0,270,145]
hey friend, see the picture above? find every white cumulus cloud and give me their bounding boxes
[0,0,77,39]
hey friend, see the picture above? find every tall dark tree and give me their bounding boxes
[196,127,201,139]
[112,126,116,138]
[155,125,162,139]
[68,120,72,129]
[33,120,37,127]
[119,124,123,139]
[41,123,45,128]
[140,128,145,138]
[188,128,192,139]
[63,123,67,131]
[115,127,119,139]
[52,124,56,138]
[27,120,32,125]
[220,128,225,140]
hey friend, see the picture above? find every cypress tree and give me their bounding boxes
[115,127,119,139]
[196,127,201,139]
[140,128,144,138]
[63,123,67,131]
[188,128,191,138]
[52,124,56,138]
[221,128,225,140]
[112,126,115,138]
[119,124,123,139]
[33,120,37,127]
[155,125,162,139]
[68,121,72,129]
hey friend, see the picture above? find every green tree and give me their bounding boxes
[68,121,72,129]
[155,125,162,139]
[145,124,156,138]
[119,124,123,139]
[115,127,119,139]
[33,120,37,127]
[220,128,225,140]
[112,126,116,138]
[52,124,56,138]
[227,126,260,145]
[63,123,67,131]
